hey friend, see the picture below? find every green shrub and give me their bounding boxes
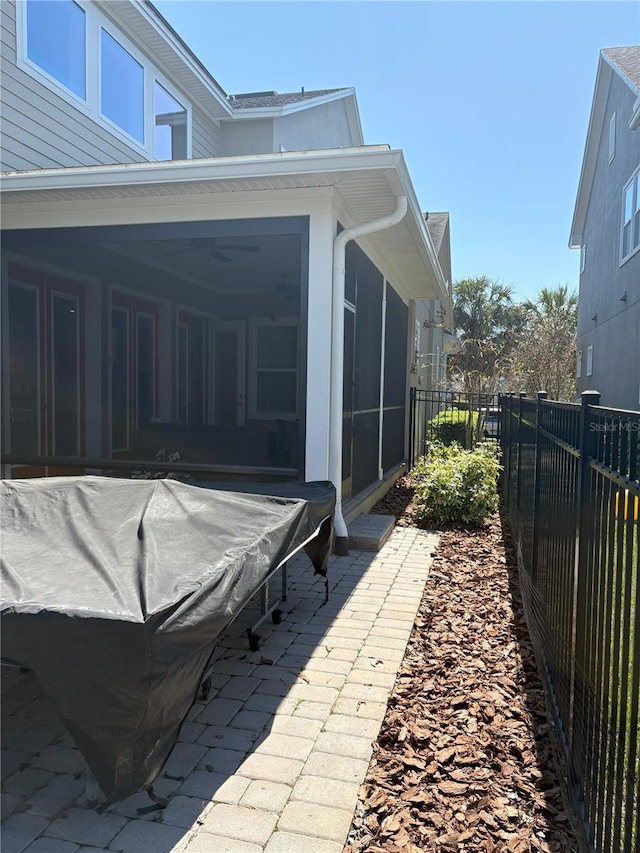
[428,408,480,449]
[412,441,501,526]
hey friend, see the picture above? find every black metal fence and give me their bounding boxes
[501,391,639,853]
[408,388,499,467]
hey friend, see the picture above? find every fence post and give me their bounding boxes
[530,391,548,582]
[570,390,601,756]
[504,393,515,507]
[408,387,415,469]
[516,392,526,512]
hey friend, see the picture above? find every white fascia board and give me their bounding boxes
[224,89,355,121]
[0,146,396,192]
[569,57,612,248]
[393,154,450,304]
[131,0,233,117]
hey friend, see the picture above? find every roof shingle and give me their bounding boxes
[424,212,449,256]
[603,46,640,92]
[229,88,348,110]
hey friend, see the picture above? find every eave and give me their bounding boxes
[570,50,640,248]
[0,146,447,303]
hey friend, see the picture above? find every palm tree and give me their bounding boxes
[522,284,578,321]
[451,276,521,394]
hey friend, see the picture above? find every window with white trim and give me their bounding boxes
[586,345,593,378]
[576,350,582,379]
[249,319,298,419]
[622,169,640,261]
[20,0,191,160]
[100,28,144,143]
[26,0,86,99]
[609,112,616,163]
[580,244,586,273]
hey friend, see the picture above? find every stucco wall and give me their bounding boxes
[220,119,275,155]
[275,100,353,151]
[577,69,640,410]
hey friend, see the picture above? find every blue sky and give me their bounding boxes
[155,1,639,302]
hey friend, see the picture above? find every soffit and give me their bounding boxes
[1,150,445,301]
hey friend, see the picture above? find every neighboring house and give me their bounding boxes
[0,0,449,549]
[411,212,457,392]
[570,46,640,410]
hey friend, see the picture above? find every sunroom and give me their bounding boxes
[0,146,448,528]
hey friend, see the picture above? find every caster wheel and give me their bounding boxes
[271,609,282,625]
[247,630,261,652]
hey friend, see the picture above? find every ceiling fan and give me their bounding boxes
[275,273,298,294]
[166,237,261,264]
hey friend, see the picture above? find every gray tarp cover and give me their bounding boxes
[0,476,334,803]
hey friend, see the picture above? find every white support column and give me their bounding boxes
[305,211,335,481]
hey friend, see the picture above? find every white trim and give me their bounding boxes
[17,0,89,106]
[304,212,333,482]
[16,0,194,161]
[128,0,232,117]
[571,51,640,247]
[576,350,582,379]
[609,112,616,163]
[1,147,448,304]
[586,344,594,377]
[248,317,299,420]
[580,243,586,274]
[0,145,395,189]
[620,167,640,265]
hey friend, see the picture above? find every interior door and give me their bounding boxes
[212,321,246,427]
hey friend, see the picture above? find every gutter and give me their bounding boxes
[329,196,408,555]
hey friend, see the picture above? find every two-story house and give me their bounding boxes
[570,46,640,410]
[0,0,450,550]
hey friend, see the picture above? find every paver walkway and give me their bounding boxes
[1,527,438,853]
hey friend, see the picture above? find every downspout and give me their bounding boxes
[330,196,408,555]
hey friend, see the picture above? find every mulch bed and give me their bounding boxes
[343,476,581,853]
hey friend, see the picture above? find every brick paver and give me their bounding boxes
[1,527,437,852]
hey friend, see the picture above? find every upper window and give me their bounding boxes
[622,171,640,262]
[154,82,187,160]
[580,244,586,274]
[19,1,191,160]
[26,0,86,99]
[609,113,616,163]
[101,29,144,143]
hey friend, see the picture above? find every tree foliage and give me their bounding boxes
[450,276,522,394]
[510,284,578,401]
[450,277,578,402]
